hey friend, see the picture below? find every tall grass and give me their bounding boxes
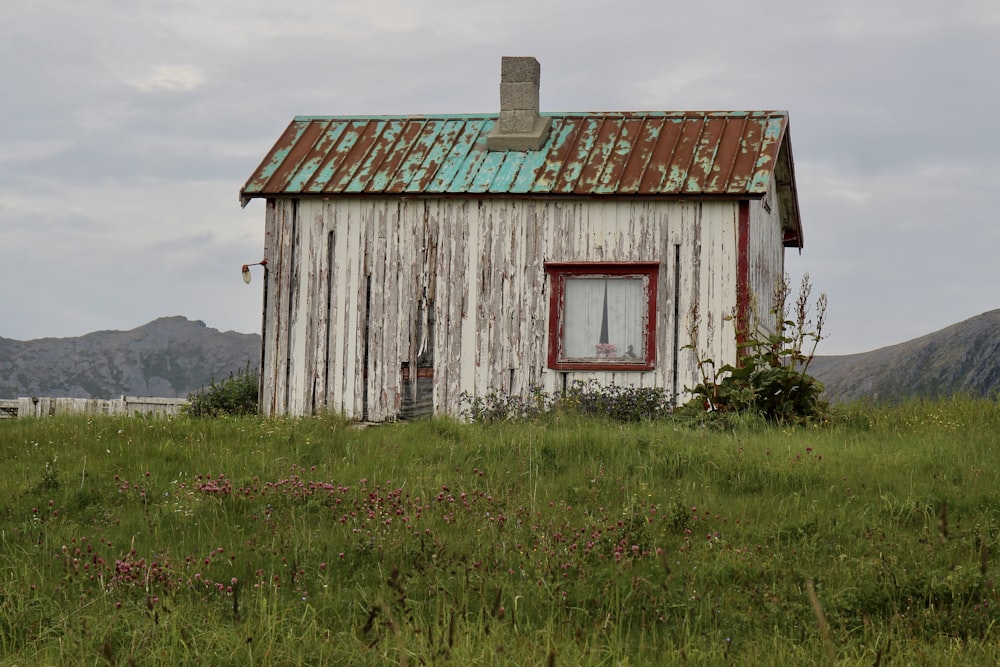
[1,397,999,664]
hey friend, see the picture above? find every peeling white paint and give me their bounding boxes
[260,196,784,419]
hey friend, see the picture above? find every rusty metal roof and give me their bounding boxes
[241,111,802,245]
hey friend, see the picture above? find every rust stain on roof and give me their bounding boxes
[241,110,802,245]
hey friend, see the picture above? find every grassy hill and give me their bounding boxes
[1,401,999,664]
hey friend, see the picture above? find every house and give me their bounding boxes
[239,57,803,419]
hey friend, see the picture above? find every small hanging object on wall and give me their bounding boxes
[241,259,267,284]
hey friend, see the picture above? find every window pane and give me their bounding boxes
[563,277,646,360]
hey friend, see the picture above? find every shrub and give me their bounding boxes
[559,380,674,421]
[461,381,674,423]
[681,273,829,424]
[185,365,259,417]
[460,385,553,422]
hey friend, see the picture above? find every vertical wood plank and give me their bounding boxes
[267,196,751,418]
[260,201,279,415]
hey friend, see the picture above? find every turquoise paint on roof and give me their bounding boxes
[239,110,803,244]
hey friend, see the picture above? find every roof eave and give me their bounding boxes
[775,125,804,250]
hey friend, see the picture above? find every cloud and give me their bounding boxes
[0,174,263,341]
[127,64,205,93]
[1,0,998,355]
[786,153,1000,354]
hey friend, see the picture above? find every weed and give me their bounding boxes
[682,273,829,424]
[39,457,61,490]
[461,381,673,423]
[184,364,259,417]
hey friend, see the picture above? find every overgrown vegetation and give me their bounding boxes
[461,274,828,427]
[2,398,1000,664]
[461,380,674,423]
[683,273,828,424]
[184,364,259,417]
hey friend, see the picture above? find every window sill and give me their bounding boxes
[548,362,655,372]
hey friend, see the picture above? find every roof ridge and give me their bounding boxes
[292,110,789,122]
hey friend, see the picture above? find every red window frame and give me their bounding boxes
[545,262,658,371]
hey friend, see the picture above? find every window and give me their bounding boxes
[545,262,658,371]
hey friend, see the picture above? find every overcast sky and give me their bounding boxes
[2,0,997,355]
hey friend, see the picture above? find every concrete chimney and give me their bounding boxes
[486,56,552,151]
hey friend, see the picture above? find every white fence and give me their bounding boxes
[0,396,189,419]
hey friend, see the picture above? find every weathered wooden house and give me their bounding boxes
[240,57,803,419]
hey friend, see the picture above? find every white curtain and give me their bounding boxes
[562,277,646,360]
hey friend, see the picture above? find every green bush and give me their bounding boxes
[559,380,674,421]
[461,381,674,422]
[682,273,829,424]
[184,365,259,417]
[460,385,553,422]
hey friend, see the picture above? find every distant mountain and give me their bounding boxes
[808,309,1000,404]
[3,311,997,405]
[0,317,261,399]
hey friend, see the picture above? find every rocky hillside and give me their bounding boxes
[3,310,997,405]
[809,309,1000,404]
[0,317,260,399]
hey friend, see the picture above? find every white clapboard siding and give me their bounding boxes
[260,196,784,419]
[748,181,787,332]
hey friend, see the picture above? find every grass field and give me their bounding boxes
[1,398,999,665]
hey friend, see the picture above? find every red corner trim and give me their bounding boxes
[736,200,751,356]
